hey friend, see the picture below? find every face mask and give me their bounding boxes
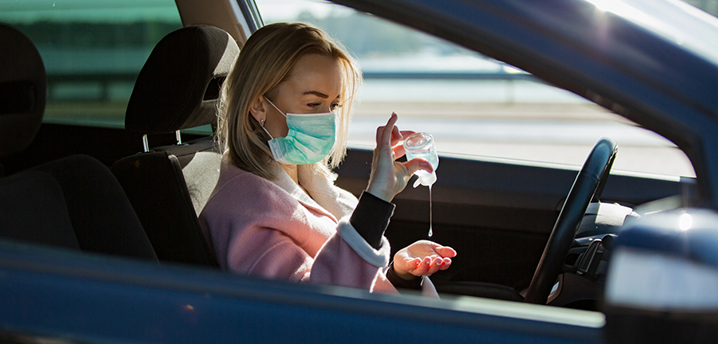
[261,98,337,165]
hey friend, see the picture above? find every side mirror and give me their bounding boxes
[603,208,718,344]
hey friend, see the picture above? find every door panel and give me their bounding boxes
[0,241,604,344]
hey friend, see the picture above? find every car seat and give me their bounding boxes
[0,23,157,261]
[111,25,239,268]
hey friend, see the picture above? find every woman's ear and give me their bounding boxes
[248,95,266,123]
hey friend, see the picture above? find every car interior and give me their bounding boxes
[111,24,240,268]
[0,23,157,262]
[0,0,697,313]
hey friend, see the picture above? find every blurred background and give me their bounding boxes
[257,0,718,177]
[2,0,715,177]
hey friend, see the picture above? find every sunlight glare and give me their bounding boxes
[586,0,663,31]
[679,213,693,231]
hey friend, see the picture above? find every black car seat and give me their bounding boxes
[111,25,239,268]
[0,23,157,261]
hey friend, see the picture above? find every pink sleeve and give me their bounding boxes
[310,233,387,291]
[200,169,421,294]
[241,233,313,282]
[240,224,398,293]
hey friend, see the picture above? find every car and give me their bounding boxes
[1,0,716,343]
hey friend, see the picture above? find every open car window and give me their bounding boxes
[255,0,695,178]
[0,0,182,129]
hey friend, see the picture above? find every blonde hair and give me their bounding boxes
[217,22,362,180]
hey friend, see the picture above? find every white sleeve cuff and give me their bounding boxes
[336,217,391,267]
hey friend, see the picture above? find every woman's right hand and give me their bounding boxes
[365,113,433,203]
[393,240,457,280]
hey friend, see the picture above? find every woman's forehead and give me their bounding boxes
[284,54,343,98]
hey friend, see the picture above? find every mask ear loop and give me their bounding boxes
[259,118,274,139]
[264,97,287,118]
[262,97,287,140]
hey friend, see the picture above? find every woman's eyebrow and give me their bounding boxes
[303,91,341,99]
[303,90,329,98]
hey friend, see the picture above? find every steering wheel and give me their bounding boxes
[523,137,617,305]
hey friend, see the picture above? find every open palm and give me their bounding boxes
[393,240,457,280]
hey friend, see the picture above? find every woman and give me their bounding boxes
[200,22,456,294]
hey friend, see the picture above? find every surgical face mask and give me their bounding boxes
[261,98,337,165]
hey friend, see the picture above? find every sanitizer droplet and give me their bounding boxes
[428,185,433,237]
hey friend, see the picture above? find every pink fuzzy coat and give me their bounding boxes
[199,156,437,296]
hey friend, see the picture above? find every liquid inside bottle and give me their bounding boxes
[403,132,439,237]
[404,133,439,187]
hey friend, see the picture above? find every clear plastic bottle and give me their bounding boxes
[403,132,439,187]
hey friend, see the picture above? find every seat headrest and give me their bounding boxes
[0,24,46,157]
[125,25,239,135]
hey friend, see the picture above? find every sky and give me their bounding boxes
[255,0,353,21]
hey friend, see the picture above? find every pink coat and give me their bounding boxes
[199,156,437,296]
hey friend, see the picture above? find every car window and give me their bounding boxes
[254,0,696,178]
[0,0,183,129]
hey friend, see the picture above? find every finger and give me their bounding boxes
[426,257,443,275]
[375,125,386,145]
[390,130,416,156]
[414,257,432,275]
[392,125,401,140]
[436,246,457,258]
[401,257,421,271]
[389,126,404,146]
[439,258,453,270]
[403,158,434,175]
[427,265,441,275]
[381,113,398,147]
[399,130,415,137]
[392,144,406,160]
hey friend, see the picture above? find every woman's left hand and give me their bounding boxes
[366,113,433,202]
[393,240,457,280]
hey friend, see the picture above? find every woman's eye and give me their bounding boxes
[306,102,341,110]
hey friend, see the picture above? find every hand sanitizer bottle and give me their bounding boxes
[403,132,439,187]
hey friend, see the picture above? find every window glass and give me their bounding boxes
[256,0,694,177]
[0,0,183,128]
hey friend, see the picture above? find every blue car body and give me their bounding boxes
[1,241,603,343]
